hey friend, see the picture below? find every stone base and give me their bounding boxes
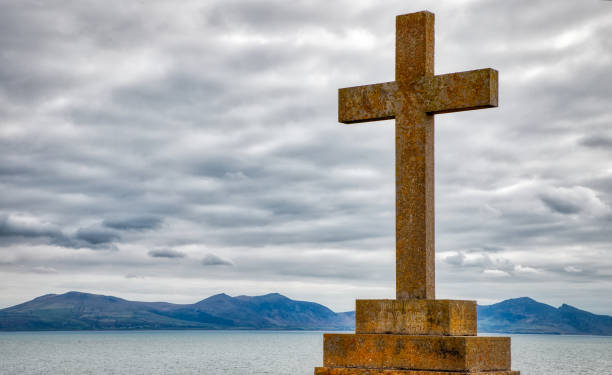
[324,334,511,372]
[316,368,519,375]
[356,299,476,335]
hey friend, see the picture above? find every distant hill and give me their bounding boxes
[1,292,610,335]
[478,297,612,335]
[0,291,353,331]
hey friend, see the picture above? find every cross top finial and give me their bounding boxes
[396,11,434,82]
[338,10,498,300]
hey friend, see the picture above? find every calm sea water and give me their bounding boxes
[1,331,611,375]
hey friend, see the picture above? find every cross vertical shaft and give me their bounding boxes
[395,12,435,300]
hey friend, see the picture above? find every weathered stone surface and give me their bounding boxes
[337,11,499,300]
[316,10,519,375]
[338,69,497,123]
[338,82,399,124]
[355,299,476,336]
[315,368,519,375]
[421,69,498,114]
[323,334,511,372]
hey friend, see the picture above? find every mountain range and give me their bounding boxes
[478,296,612,335]
[1,292,610,335]
[0,291,354,331]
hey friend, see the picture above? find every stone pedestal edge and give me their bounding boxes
[315,368,520,375]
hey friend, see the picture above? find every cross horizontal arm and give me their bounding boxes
[422,68,498,114]
[338,82,399,124]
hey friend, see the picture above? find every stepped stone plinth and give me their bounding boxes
[356,299,476,336]
[322,334,510,372]
[315,10,519,375]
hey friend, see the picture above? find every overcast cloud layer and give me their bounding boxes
[1,0,611,313]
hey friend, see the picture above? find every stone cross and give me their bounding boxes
[316,11,517,375]
[338,11,498,300]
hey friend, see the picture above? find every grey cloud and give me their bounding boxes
[539,195,582,214]
[74,228,120,245]
[125,273,145,279]
[481,245,505,253]
[31,266,58,274]
[580,135,612,149]
[103,216,162,231]
[439,250,603,282]
[444,252,465,266]
[202,254,233,266]
[442,251,513,272]
[148,249,186,259]
[538,186,608,216]
[204,0,349,34]
[0,214,63,240]
[0,214,119,250]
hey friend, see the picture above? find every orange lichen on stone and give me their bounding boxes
[323,334,511,372]
[421,69,498,114]
[355,299,476,336]
[338,82,399,124]
[338,69,497,124]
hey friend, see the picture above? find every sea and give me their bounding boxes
[0,331,610,375]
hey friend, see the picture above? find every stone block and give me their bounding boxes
[355,299,476,336]
[315,368,519,375]
[323,334,511,372]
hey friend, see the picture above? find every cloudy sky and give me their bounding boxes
[1,0,611,314]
